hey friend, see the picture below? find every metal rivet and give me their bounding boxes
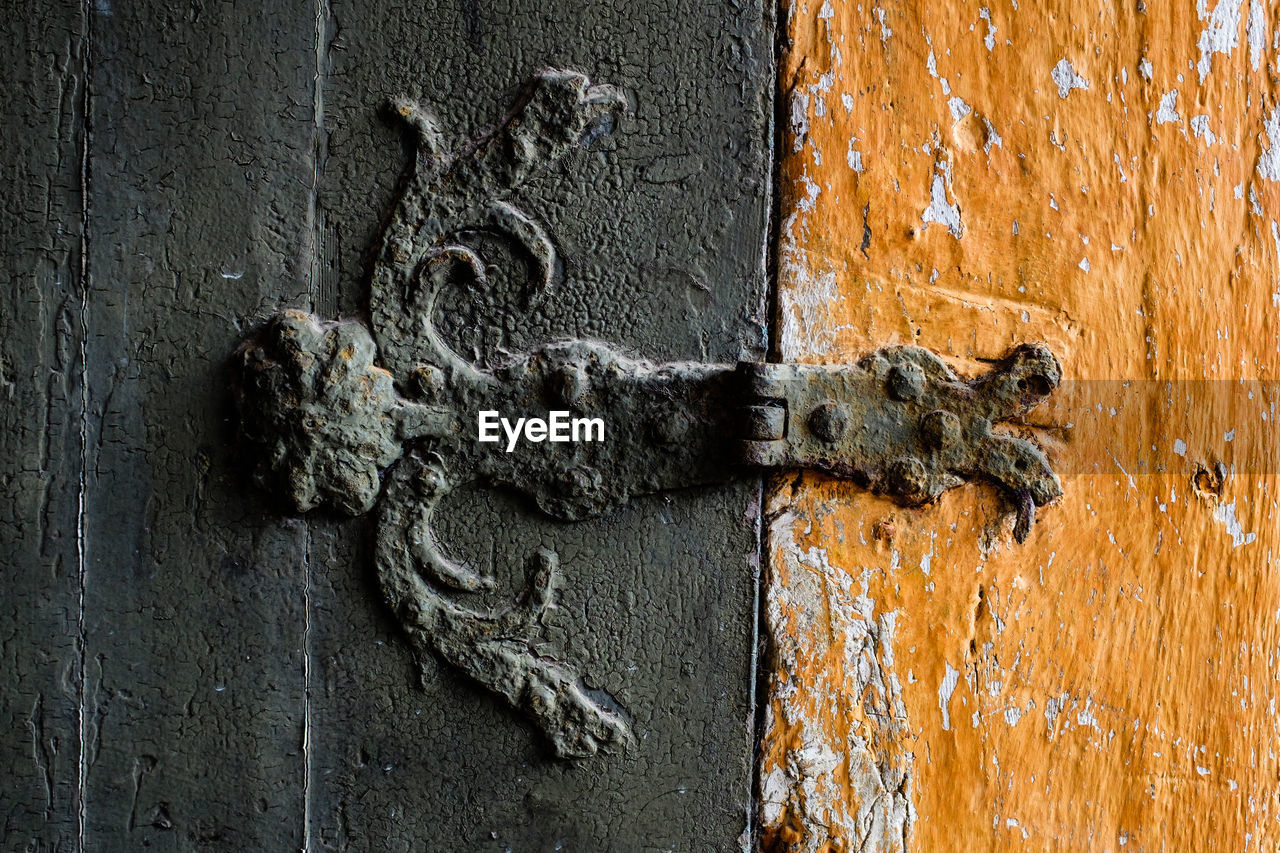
[408,364,444,399]
[920,409,961,449]
[808,401,849,442]
[887,362,926,401]
[548,362,588,405]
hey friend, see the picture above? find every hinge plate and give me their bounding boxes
[229,70,1063,759]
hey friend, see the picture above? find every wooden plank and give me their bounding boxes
[305,0,774,847]
[0,4,87,850]
[763,1,1280,849]
[80,1,319,848]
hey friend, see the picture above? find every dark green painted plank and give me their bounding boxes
[307,1,772,848]
[0,5,87,851]
[80,2,318,849]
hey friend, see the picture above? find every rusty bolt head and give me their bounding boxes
[920,409,962,450]
[885,455,930,503]
[407,364,444,400]
[808,401,849,442]
[548,362,588,405]
[887,362,926,401]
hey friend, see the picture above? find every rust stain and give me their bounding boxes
[762,0,1280,850]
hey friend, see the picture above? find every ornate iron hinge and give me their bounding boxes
[230,70,1062,759]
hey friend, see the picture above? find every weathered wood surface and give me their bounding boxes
[3,0,773,850]
[307,1,771,846]
[0,5,87,851]
[81,1,318,849]
[762,1,1280,850]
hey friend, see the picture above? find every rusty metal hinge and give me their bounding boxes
[228,70,1061,758]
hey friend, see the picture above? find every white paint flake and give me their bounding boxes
[1138,57,1153,80]
[922,163,964,238]
[1044,692,1069,736]
[1214,501,1257,548]
[1258,107,1280,182]
[1247,0,1267,70]
[949,96,972,121]
[1079,257,1091,273]
[818,0,834,19]
[1052,58,1089,98]
[847,136,865,172]
[1174,438,1188,456]
[761,520,915,851]
[776,223,854,360]
[1191,115,1217,145]
[1272,221,1280,307]
[1155,90,1181,125]
[939,662,960,730]
[797,175,820,212]
[789,90,810,153]
[875,6,892,41]
[980,7,997,51]
[983,118,1003,153]
[1196,0,1244,82]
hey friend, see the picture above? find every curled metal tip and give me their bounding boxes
[1012,488,1036,544]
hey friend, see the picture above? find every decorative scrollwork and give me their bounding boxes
[228,69,1062,760]
[232,70,636,758]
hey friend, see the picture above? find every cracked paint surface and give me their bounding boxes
[764,0,1280,849]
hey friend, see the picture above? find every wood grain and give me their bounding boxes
[0,5,87,849]
[761,1,1280,849]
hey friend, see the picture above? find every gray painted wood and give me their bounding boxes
[3,0,773,848]
[80,1,318,849]
[305,2,771,847]
[0,5,87,851]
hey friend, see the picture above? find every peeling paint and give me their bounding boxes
[939,662,960,730]
[1258,107,1280,182]
[1246,0,1266,71]
[922,163,964,238]
[1214,501,1257,548]
[1196,0,1244,83]
[768,0,1280,847]
[1155,90,1181,125]
[1051,58,1089,98]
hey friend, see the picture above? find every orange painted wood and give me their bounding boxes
[760,2,1280,850]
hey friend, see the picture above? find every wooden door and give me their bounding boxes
[5,1,1277,851]
[761,1,1280,850]
[1,1,771,849]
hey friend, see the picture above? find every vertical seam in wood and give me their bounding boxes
[747,479,767,851]
[749,0,786,848]
[763,0,787,366]
[75,2,92,850]
[303,0,331,849]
